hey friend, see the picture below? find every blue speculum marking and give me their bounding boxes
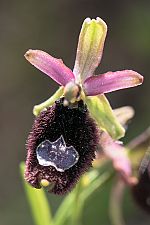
[36,135,79,172]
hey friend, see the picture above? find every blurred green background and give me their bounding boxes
[0,0,150,224]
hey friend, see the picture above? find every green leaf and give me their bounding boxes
[20,162,53,225]
[85,95,125,140]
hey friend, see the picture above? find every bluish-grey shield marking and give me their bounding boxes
[36,135,79,172]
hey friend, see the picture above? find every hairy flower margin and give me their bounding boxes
[24,17,144,194]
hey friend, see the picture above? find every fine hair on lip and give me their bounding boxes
[25,98,99,195]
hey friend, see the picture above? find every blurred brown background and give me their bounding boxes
[0,0,150,225]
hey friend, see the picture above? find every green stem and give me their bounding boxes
[71,183,83,225]
[54,193,74,225]
[33,86,64,116]
[109,179,126,225]
[71,169,114,225]
[54,166,114,225]
[81,169,114,201]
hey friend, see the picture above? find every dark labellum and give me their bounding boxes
[25,98,99,195]
[132,160,150,213]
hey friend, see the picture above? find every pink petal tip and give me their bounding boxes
[83,70,143,96]
[25,49,75,86]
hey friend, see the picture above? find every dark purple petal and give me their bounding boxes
[83,70,143,96]
[25,49,75,86]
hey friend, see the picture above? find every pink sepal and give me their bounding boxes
[83,70,143,96]
[25,49,75,86]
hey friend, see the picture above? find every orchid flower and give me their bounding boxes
[25,17,143,140]
[24,17,144,195]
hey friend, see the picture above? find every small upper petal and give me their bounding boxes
[83,70,143,96]
[25,49,75,86]
[73,17,107,83]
